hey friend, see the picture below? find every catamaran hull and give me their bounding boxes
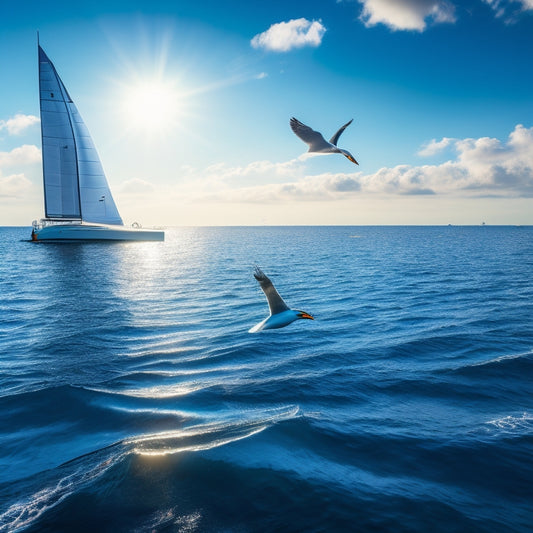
[32,224,164,242]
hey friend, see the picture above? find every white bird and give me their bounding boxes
[249,266,314,333]
[290,117,359,165]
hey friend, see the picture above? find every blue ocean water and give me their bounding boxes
[0,225,532,532]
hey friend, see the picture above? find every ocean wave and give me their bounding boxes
[1,226,532,532]
[447,349,533,380]
[128,405,300,455]
[463,350,533,369]
[0,405,299,532]
[0,445,126,533]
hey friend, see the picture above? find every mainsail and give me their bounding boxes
[38,46,123,225]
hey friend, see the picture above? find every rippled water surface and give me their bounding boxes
[1,226,532,532]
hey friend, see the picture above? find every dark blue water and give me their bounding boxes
[1,226,532,532]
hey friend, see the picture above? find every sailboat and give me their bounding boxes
[31,44,164,241]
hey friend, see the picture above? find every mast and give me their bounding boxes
[38,35,46,218]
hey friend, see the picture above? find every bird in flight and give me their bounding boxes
[290,117,358,165]
[249,266,314,333]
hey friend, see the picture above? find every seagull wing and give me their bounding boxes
[254,266,290,315]
[290,117,331,152]
[329,119,353,146]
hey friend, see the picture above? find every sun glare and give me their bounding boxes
[122,79,181,135]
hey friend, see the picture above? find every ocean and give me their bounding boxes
[0,225,531,532]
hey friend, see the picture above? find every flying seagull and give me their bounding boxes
[249,266,314,333]
[290,117,358,165]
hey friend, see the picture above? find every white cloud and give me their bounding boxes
[251,18,326,52]
[452,125,533,193]
[0,173,33,198]
[202,172,362,203]
[0,144,42,201]
[177,158,307,197]
[358,0,456,31]
[0,145,41,167]
[367,125,533,196]
[0,114,40,135]
[180,124,533,203]
[418,137,456,156]
[373,125,533,196]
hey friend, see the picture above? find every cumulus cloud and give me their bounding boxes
[0,145,41,167]
[184,124,533,203]
[0,144,41,200]
[378,125,533,196]
[251,18,326,52]
[358,0,456,31]
[418,137,456,156]
[453,125,533,192]
[0,114,40,135]
[0,144,41,201]
[197,172,360,204]
[0,173,33,198]
[369,125,533,196]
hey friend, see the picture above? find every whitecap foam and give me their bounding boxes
[486,412,533,434]
[0,448,125,532]
[132,508,202,533]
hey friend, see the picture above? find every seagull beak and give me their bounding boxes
[350,156,359,165]
[299,312,314,320]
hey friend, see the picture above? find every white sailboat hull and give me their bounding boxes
[32,222,164,241]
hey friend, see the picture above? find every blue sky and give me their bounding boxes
[1,0,532,225]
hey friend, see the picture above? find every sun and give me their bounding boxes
[122,79,182,135]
